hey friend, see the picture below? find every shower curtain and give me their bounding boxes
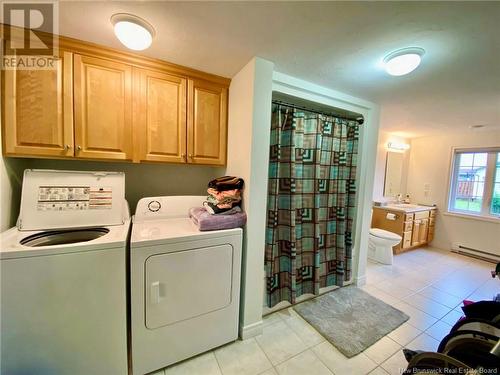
[265,102,360,308]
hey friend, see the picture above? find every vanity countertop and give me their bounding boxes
[374,204,436,213]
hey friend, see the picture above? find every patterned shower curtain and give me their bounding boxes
[265,102,360,308]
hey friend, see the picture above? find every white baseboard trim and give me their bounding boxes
[355,275,366,287]
[239,320,263,340]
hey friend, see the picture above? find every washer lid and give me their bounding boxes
[18,169,126,231]
[369,228,402,240]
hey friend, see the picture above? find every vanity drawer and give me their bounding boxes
[403,220,413,232]
[414,211,430,220]
[404,213,414,221]
[402,231,412,248]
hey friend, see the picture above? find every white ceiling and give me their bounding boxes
[58,1,500,138]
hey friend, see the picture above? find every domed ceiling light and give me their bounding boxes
[384,47,425,76]
[111,13,155,51]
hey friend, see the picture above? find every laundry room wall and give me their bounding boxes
[0,155,29,231]
[225,57,274,339]
[1,157,224,226]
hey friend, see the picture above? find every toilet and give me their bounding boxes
[368,228,402,265]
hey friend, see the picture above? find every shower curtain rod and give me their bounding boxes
[272,99,364,125]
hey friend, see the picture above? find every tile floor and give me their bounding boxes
[151,247,498,375]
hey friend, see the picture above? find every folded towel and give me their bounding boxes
[189,207,246,231]
[203,203,242,215]
[206,193,241,207]
[208,176,244,191]
[204,200,241,214]
[207,188,241,204]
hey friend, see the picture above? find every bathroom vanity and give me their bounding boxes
[371,205,436,253]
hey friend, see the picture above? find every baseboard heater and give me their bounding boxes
[451,243,500,263]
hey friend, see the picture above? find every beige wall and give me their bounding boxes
[406,129,500,255]
[0,157,224,227]
[0,156,28,231]
[225,57,274,339]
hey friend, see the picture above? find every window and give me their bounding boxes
[493,153,500,215]
[449,149,500,218]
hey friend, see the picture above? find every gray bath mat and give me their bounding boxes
[293,286,409,357]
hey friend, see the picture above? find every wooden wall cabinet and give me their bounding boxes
[371,207,436,253]
[2,31,230,166]
[133,73,227,165]
[2,51,74,158]
[74,55,133,160]
[187,79,227,165]
[134,69,187,164]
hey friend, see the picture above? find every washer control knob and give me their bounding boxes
[148,200,161,212]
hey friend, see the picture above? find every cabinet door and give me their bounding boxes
[74,55,133,160]
[134,69,187,163]
[419,218,429,244]
[3,51,73,157]
[428,226,435,242]
[187,79,227,165]
[411,220,421,246]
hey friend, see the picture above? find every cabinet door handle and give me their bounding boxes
[181,153,186,159]
[65,144,71,150]
[188,154,193,159]
[77,145,82,151]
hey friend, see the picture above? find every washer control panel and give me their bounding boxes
[134,196,206,222]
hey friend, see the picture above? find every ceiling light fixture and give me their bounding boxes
[111,13,155,51]
[384,47,425,76]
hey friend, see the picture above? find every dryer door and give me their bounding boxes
[145,244,233,329]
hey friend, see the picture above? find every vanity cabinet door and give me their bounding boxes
[187,79,227,165]
[134,68,187,163]
[74,54,133,160]
[418,218,429,244]
[428,226,435,242]
[412,220,421,246]
[3,51,74,157]
[428,212,436,242]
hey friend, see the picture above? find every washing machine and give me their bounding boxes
[0,169,130,375]
[130,196,242,375]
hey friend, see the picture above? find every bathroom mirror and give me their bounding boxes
[384,152,404,197]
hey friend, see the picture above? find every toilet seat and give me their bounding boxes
[369,228,402,241]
